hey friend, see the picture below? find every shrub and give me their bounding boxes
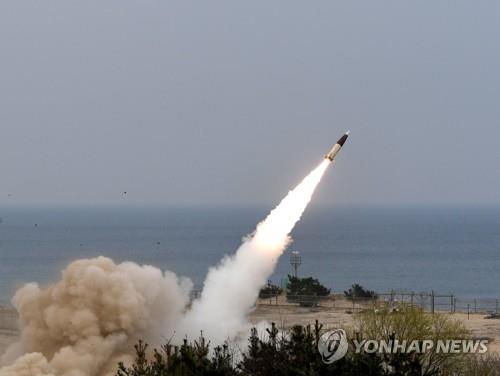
[353,304,471,375]
[454,353,500,376]
[259,281,283,299]
[286,275,330,306]
[344,284,377,299]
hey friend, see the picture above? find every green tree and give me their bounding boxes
[117,334,234,376]
[344,284,377,299]
[286,275,330,306]
[259,281,283,299]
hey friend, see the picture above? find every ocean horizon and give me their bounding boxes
[0,205,499,304]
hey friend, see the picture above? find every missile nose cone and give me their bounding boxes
[336,132,349,147]
[345,130,350,135]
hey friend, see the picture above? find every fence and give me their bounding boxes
[257,290,500,315]
[1,290,499,331]
[378,291,500,315]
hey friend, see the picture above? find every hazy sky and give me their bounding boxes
[0,1,499,206]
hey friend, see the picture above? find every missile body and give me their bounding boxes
[325,131,350,161]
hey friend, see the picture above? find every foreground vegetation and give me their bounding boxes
[117,305,500,376]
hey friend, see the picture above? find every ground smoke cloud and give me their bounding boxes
[0,258,192,375]
[1,160,330,375]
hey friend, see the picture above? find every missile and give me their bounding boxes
[325,131,350,161]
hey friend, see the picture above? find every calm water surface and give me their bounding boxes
[0,206,498,303]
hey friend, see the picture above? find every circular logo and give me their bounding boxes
[318,329,348,363]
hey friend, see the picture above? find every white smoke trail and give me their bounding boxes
[180,159,330,343]
[0,159,331,375]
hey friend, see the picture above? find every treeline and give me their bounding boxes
[117,305,500,376]
[261,277,377,300]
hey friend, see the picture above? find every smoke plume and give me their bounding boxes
[0,159,330,375]
[180,159,329,343]
[0,257,192,375]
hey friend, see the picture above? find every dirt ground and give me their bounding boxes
[1,299,500,356]
[248,296,500,354]
[0,329,17,357]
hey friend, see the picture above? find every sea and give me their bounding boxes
[0,205,499,304]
